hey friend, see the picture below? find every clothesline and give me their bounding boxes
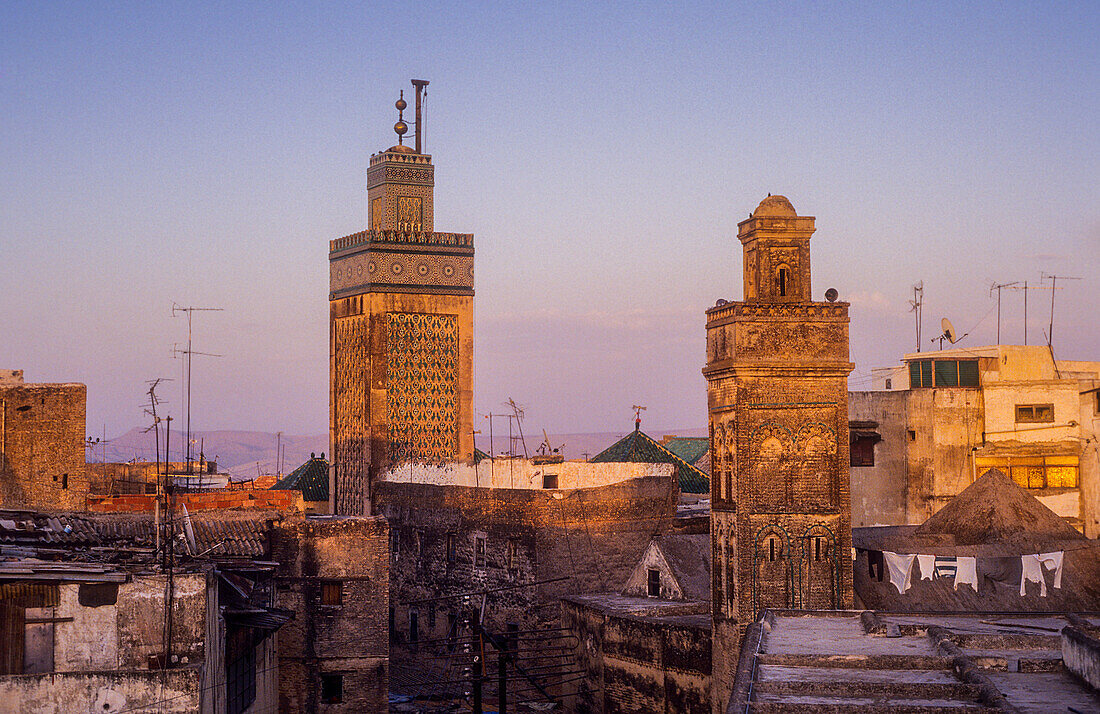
[865,548,1066,597]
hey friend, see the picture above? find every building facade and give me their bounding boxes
[850,345,1100,535]
[703,195,854,711]
[329,84,475,516]
[0,372,88,511]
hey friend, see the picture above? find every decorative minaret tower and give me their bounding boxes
[329,80,474,516]
[704,196,853,711]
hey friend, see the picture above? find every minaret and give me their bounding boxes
[704,196,853,711]
[329,80,474,516]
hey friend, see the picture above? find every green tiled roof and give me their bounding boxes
[271,457,329,502]
[591,427,710,494]
[662,437,710,466]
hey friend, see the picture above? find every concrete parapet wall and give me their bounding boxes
[1063,625,1100,692]
[379,458,675,490]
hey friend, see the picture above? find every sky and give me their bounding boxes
[2,2,1098,440]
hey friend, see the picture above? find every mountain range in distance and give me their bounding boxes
[90,426,707,479]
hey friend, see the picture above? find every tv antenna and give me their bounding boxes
[908,282,924,352]
[998,281,1055,345]
[988,281,1020,344]
[504,398,528,458]
[1040,273,1080,347]
[171,304,223,473]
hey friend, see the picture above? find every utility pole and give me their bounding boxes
[171,304,223,473]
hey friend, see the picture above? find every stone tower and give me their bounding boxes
[704,195,853,710]
[329,83,474,516]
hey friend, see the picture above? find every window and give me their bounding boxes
[506,538,519,573]
[321,581,343,607]
[446,533,456,564]
[776,266,790,297]
[850,433,879,467]
[61,474,68,490]
[885,378,892,390]
[506,622,519,653]
[907,429,916,442]
[390,529,400,561]
[226,626,257,714]
[1016,404,1054,424]
[765,536,783,562]
[397,196,423,231]
[542,472,558,489]
[909,359,979,388]
[812,537,828,562]
[320,673,344,704]
[647,568,661,597]
[474,536,486,569]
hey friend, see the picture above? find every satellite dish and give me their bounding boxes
[824,288,838,303]
[715,298,728,307]
[941,317,957,344]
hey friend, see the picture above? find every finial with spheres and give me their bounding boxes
[394,90,409,143]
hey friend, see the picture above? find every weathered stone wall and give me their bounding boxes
[561,598,711,714]
[848,390,910,526]
[1062,626,1100,692]
[0,382,88,511]
[380,458,674,490]
[272,515,390,714]
[0,666,203,713]
[377,477,678,699]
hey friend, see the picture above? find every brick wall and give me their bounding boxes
[562,598,711,714]
[86,489,304,513]
[271,516,390,714]
[376,477,678,705]
[0,383,88,510]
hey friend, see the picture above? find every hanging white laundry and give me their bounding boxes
[1038,551,1064,589]
[883,551,916,594]
[917,554,936,581]
[954,556,978,592]
[1020,554,1046,596]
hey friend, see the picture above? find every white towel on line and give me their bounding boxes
[1038,551,1064,589]
[954,556,978,592]
[916,554,936,581]
[883,551,916,594]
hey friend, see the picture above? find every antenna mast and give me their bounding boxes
[411,79,429,153]
[1040,273,1079,348]
[171,304,223,473]
[908,282,923,352]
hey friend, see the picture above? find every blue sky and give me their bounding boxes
[2,1,1098,438]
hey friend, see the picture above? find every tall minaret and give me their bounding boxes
[704,196,853,711]
[329,80,475,516]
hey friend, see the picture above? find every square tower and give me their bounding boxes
[704,196,853,711]
[329,85,474,516]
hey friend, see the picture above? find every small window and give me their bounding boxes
[850,436,876,467]
[776,266,789,297]
[907,429,916,441]
[474,536,486,569]
[390,529,400,561]
[78,583,118,607]
[321,581,343,607]
[885,378,892,390]
[320,673,343,704]
[1016,404,1054,424]
[506,538,519,573]
[765,536,783,562]
[446,533,456,564]
[506,622,519,653]
[812,537,828,562]
[542,473,558,489]
[647,568,660,597]
[61,474,68,490]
